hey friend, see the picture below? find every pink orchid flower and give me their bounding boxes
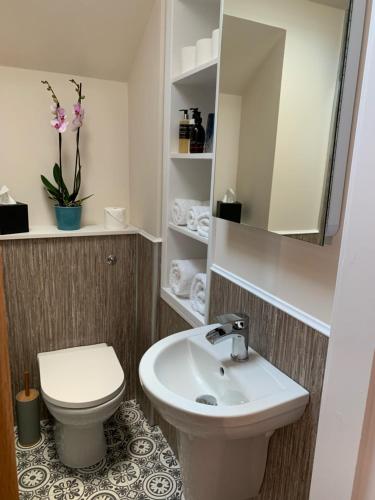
[50,105,68,133]
[72,102,84,131]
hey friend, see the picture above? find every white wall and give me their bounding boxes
[215,93,242,202]
[128,0,165,237]
[0,66,129,226]
[236,38,285,229]
[267,0,345,232]
[213,218,341,323]
[352,359,375,500]
[309,7,375,495]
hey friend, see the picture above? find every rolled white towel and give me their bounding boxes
[190,273,207,316]
[197,212,210,238]
[169,259,206,297]
[172,199,203,226]
[187,206,210,231]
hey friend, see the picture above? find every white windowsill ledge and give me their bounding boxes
[0,224,162,243]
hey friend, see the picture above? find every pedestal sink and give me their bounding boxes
[139,325,309,500]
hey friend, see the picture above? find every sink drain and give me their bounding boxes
[195,394,218,406]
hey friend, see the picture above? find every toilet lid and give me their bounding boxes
[38,344,125,409]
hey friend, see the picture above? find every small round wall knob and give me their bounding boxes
[106,255,117,265]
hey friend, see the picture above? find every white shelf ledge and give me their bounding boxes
[168,222,208,244]
[0,224,140,241]
[161,287,205,328]
[172,59,218,86]
[170,152,213,160]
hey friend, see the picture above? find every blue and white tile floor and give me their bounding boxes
[15,400,184,500]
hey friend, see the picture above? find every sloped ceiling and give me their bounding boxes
[220,15,286,95]
[0,0,155,82]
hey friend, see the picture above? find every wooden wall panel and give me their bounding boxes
[135,235,161,421]
[157,298,191,341]
[209,271,329,500]
[154,298,191,455]
[1,233,328,500]
[1,235,137,413]
[0,255,18,500]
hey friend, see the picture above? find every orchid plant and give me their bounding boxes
[41,80,92,206]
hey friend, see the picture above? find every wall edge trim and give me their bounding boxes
[138,229,163,244]
[210,264,331,337]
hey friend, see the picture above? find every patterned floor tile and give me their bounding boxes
[15,400,183,500]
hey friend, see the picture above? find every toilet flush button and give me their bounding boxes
[106,255,117,265]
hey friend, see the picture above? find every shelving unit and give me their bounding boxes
[168,222,209,245]
[161,287,206,327]
[161,0,221,328]
[172,59,218,86]
[169,152,213,160]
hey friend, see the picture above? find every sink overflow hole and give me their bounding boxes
[220,367,225,376]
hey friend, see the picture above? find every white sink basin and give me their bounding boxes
[139,325,309,500]
[140,325,308,436]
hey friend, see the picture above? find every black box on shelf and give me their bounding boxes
[0,202,29,235]
[216,201,242,224]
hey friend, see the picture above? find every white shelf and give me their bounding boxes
[0,224,163,242]
[172,59,218,86]
[168,222,209,244]
[161,287,205,327]
[170,152,213,160]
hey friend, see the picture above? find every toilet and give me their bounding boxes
[38,343,125,468]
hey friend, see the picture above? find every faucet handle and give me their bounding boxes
[216,313,249,330]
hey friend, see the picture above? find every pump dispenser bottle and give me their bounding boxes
[178,109,193,153]
[189,108,206,154]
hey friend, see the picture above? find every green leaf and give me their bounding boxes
[69,166,81,203]
[53,164,69,199]
[40,175,64,205]
[74,194,94,205]
[41,175,60,197]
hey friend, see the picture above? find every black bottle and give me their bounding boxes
[189,108,206,154]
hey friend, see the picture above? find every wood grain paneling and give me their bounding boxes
[2,233,327,500]
[157,298,191,340]
[209,271,328,500]
[1,235,137,414]
[135,235,161,422]
[154,298,191,455]
[0,255,18,500]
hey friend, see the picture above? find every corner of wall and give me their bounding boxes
[127,0,166,238]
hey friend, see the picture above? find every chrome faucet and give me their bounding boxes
[206,313,249,361]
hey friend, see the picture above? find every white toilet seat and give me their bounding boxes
[41,381,126,411]
[38,343,125,409]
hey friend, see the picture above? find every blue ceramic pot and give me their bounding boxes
[54,206,82,231]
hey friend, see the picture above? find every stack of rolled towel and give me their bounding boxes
[190,272,207,316]
[169,259,207,317]
[171,199,210,239]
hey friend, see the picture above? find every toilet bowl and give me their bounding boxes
[38,343,125,468]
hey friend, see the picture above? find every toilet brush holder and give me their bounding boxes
[16,371,41,447]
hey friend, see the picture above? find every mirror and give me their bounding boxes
[214,0,354,245]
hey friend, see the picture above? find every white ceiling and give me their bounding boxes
[0,0,155,82]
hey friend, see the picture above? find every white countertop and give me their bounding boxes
[0,224,162,243]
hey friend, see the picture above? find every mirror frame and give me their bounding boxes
[323,0,367,241]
